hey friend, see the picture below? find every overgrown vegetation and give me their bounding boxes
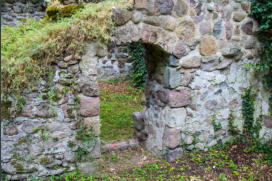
[241,87,272,165]
[28,141,272,180]
[99,80,144,141]
[250,0,272,111]
[241,88,255,136]
[1,0,130,100]
[128,42,147,89]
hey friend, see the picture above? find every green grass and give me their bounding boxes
[99,81,144,142]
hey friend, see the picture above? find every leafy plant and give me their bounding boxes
[241,88,255,135]
[128,42,147,89]
[212,116,222,132]
[250,0,272,110]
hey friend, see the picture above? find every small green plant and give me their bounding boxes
[75,146,88,160]
[219,173,227,181]
[212,116,222,132]
[67,140,75,148]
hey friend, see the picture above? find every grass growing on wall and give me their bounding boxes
[99,81,144,142]
[1,0,130,99]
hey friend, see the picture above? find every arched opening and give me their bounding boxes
[97,41,178,157]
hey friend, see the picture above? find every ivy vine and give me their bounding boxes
[128,42,147,89]
[250,0,272,111]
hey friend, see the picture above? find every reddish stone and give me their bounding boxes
[79,95,100,117]
[173,40,187,58]
[168,87,191,108]
[163,127,181,149]
[263,115,272,128]
[21,106,34,117]
[4,125,18,136]
[225,21,232,40]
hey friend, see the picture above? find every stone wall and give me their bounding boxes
[113,0,272,160]
[1,42,103,180]
[97,43,133,81]
[2,0,272,179]
[1,0,46,26]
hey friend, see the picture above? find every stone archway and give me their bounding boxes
[110,0,271,160]
[2,0,272,179]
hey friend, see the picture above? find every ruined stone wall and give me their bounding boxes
[2,0,272,179]
[1,42,103,180]
[1,0,46,26]
[113,0,272,160]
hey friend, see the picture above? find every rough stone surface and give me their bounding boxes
[163,127,181,149]
[133,112,145,131]
[213,20,222,38]
[163,67,181,89]
[181,71,193,86]
[157,0,174,15]
[242,21,253,35]
[79,95,100,117]
[112,8,132,26]
[225,21,233,40]
[222,44,241,58]
[200,21,212,35]
[181,56,201,68]
[175,20,195,40]
[3,125,18,136]
[168,88,191,108]
[184,135,194,145]
[199,36,217,56]
[173,40,187,58]
[173,0,188,17]
[233,12,246,22]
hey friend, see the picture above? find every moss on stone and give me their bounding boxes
[14,163,24,172]
[29,167,38,173]
[18,138,28,145]
[46,6,59,19]
[39,156,51,165]
[1,101,11,120]
[67,108,75,118]
[59,4,77,17]
[11,160,17,165]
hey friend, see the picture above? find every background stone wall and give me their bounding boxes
[97,43,133,81]
[1,0,46,26]
[113,0,272,160]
